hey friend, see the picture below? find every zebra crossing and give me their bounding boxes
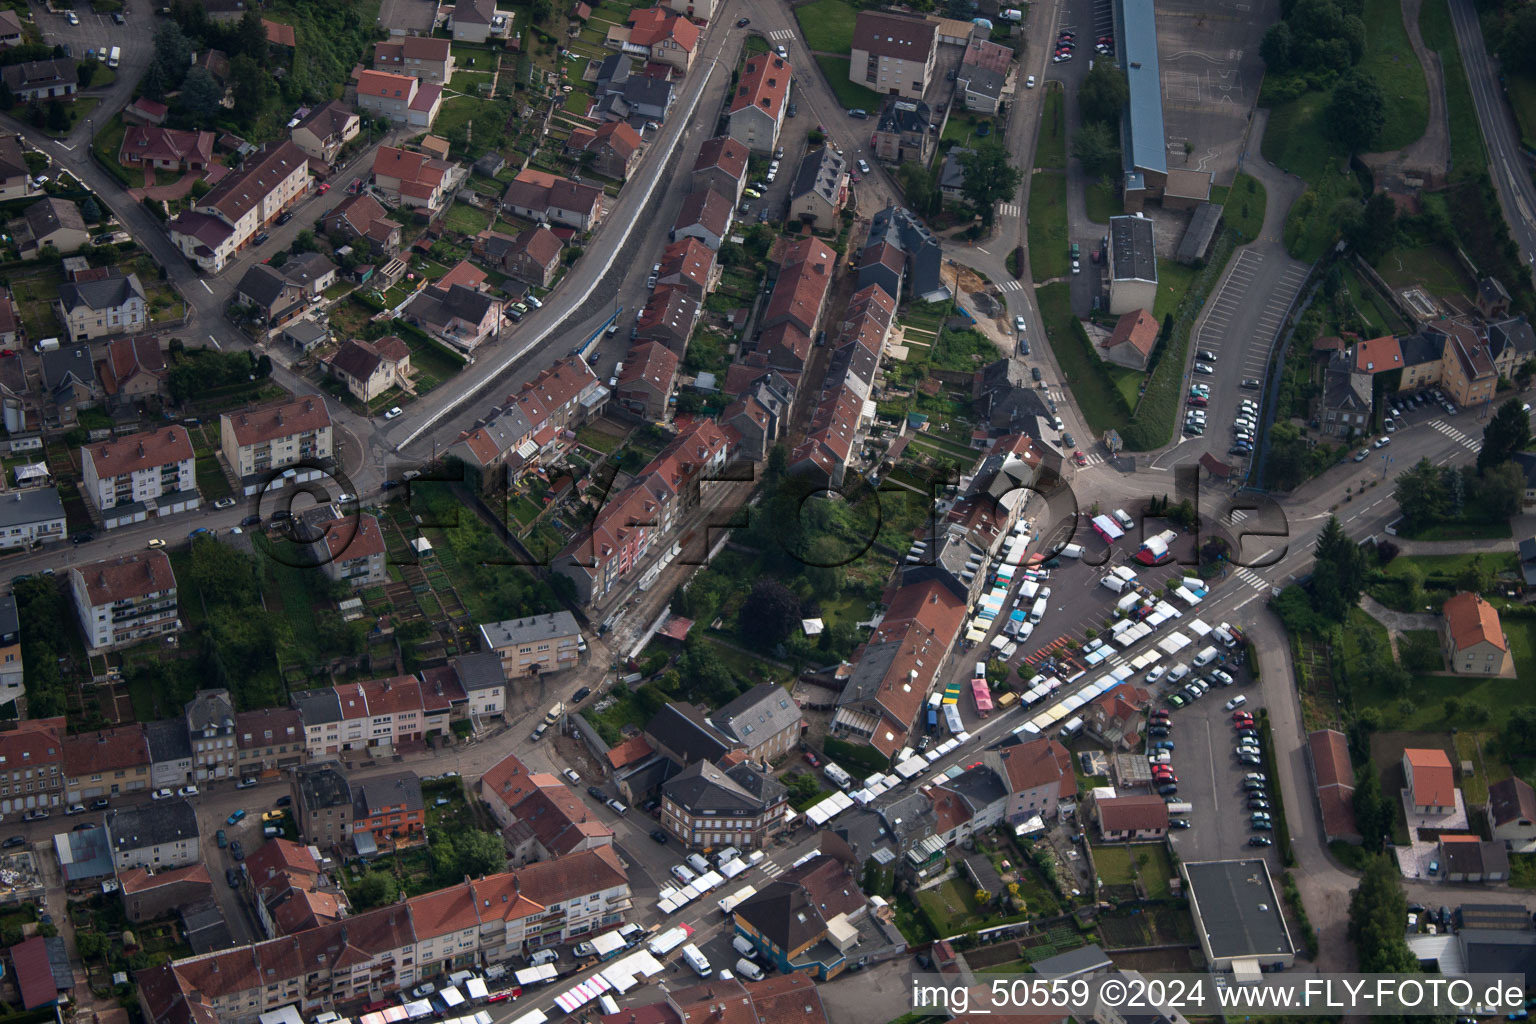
[1001,279,1023,293]
[766,28,793,40]
[997,202,1020,218]
[759,859,786,879]
[1076,450,1105,468]
[1228,508,1249,524]
[1430,420,1479,451]
[1233,566,1267,591]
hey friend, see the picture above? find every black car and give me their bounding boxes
[112,11,125,22]
[1148,726,1169,737]
[571,687,591,703]
[1249,798,1270,811]
[1030,366,1042,382]
[1439,906,1452,930]
[735,16,749,25]
[0,836,22,849]
[1156,783,1178,797]
[277,211,294,225]
[73,821,93,831]
[270,509,292,521]
[587,786,605,800]
[1168,818,1190,830]
[1248,835,1273,847]
[241,514,262,527]
[787,102,797,117]
[230,840,245,861]
[275,795,291,807]
[253,232,270,245]
[72,532,94,544]
[1061,432,1075,448]
[649,829,669,844]
[226,867,241,888]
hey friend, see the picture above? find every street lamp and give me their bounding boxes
[1380,453,1393,479]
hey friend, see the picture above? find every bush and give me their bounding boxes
[141,195,166,221]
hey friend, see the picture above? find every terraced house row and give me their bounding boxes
[137,847,630,1024]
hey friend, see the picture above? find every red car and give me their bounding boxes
[1073,450,1087,467]
[1233,714,1254,727]
[967,761,983,770]
[804,751,820,767]
[317,181,331,193]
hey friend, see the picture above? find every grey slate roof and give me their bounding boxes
[595,54,631,96]
[958,64,1005,101]
[1109,215,1157,285]
[236,264,295,310]
[22,197,86,240]
[295,761,352,809]
[876,97,929,135]
[1399,331,1445,367]
[185,689,235,735]
[1032,943,1113,976]
[836,639,902,707]
[712,682,799,747]
[662,758,784,814]
[449,650,505,692]
[644,703,732,764]
[293,688,343,726]
[57,272,145,315]
[1488,317,1536,363]
[39,343,95,389]
[621,75,673,115]
[939,149,967,192]
[1175,201,1224,263]
[351,769,424,815]
[0,488,64,530]
[144,719,193,764]
[106,799,198,852]
[864,204,947,302]
[478,611,580,649]
[1119,0,1167,178]
[280,252,337,290]
[789,147,845,207]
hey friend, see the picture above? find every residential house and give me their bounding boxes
[62,725,152,801]
[728,55,791,154]
[98,336,168,407]
[660,758,788,850]
[789,386,861,488]
[984,734,1076,824]
[552,418,730,605]
[1101,308,1158,371]
[354,70,443,128]
[757,236,836,372]
[830,578,968,757]
[279,251,337,298]
[12,197,89,258]
[711,682,802,763]
[290,100,360,164]
[69,552,179,655]
[234,263,305,328]
[1488,776,1536,847]
[351,770,425,845]
[372,37,454,85]
[1306,728,1360,845]
[1438,834,1510,883]
[1316,349,1372,438]
[859,203,947,303]
[474,225,563,287]
[450,0,499,42]
[371,145,455,212]
[0,488,67,549]
[56,270,148,341]
[106,800,200,871]
[1093,793,1168,841]
[402,282,502,354]
[219,396,334,496]
[292,761,354,849]
[297,677,434,756]
[644,701,733,767]
[956,37,1014,114]
[261,19,295,47]
[1430,321,1498,409]
[444,651,507,719]
[123,96,169,125]
[1442,590,1511,675]
[615,340,679,419]
[655,236,717,301]
[872,97,933,166]
[501,169,605,231]
[1403,747,1457,815]
[1,60,77,103]
[691,135,750,205]
[185,689,238,782]
[235,707,306,775]
[479,752,614,863]
[721,376,791,462]
[849,10,938,100]
[0,595,19,705]
[623,7,699,72]
[939,147,967,200]
[1487,317,1536,381]
[1477,275,1512,319]
[0,136,28,201]
[145,719,193,792]
[1083,684,1150,749]
[635,286,700,354]
[733,839,902,980]
[479,611,582,677]
[563,120,643,179]
[320,193,402,253]
[0,347,32,434]
[118,126,215,172]
[664,0,714,19]
[80,426,199,529]
[328,336,412,403]
[120,864,215,923]
[788,147,847,225]
[0,12,22,50]
[0,718,65,815]
[169,141,310,273]
[594,63,674,123]
[671,187,733,250]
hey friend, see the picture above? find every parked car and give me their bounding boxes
[650,829,669,843]
[226,809,247,825]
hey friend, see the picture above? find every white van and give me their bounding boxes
[1100,576,1126,594]
[824,762,852,789]
[33,337,59,352]
[1215,622,1239,647]
[108,46,121,68]
[528,949,558,967]
[1192,645,1220,667]
[1166,663,1190,682]
[686,853,710,874]
[734,958,764,981]
[732,935,758,958]
[1112,508,1134,530]
[975,660,987,677]
[1029,597,1047,624]
[1059,543,1084,558]
[1166,801,1193,815]
[680,944,711,976]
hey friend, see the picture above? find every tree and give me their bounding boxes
[1352,765,1390,851]
[190,537,258,608]
[0,80,11,110]
[1393,457,1446,529]
[1499,0,1536,74]
[1478,398,1533,471]
[80,196,101,222]
[352,871,398,909]
[76,932,108,959]
[291,229,319,255]
[151,21,192,92]
[229,54,270,127]
[1346,191,1397,263]
[1504,707,1536,760]
[236,8,269,59]
[740,578,800,652]
[1311,515,1365,619]
[1078,61,1129,127]
[895,160,940,217]
[956,141,1023,229]
[450,828,507,879]
[1456,554,1492,595]
[179,66,224,122]
[45,99,67,132]
[1071,121,1121,182]
[528,0,553,20]
[1474,460,1525,521]
[1327,72,1386,151]
[1264,421,1309,490]
[77,60,97,88]
[1260,21,1293,72]
[1348,854,1419,972]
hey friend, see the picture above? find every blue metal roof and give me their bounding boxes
[1115,0,1167,177]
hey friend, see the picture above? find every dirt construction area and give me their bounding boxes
[1155,0,1279,186]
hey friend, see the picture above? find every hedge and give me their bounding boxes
[823,737,890,776]
[1258,710,1295,867]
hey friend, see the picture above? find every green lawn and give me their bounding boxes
[1377,242,1475,295]
[432,95,503,143]
[1035,86,1066,170]
[1036,282,1132,437]
[794,0,858,52]
[812,55,884,111]
[1110,365,1143,409]
[1358,0,1430,150]
[1153,259,1197,321]
[1213,172,1267,242]
[1084,180,1118,223]
[1340,264,1408,334]
[1354,615,1535,731]
[1382,551,1519,579]
[1091,844,1135,884]
[1263,89,1363,261]
[1418,0,1487,173]
[1029,170,1069,282]
[442,201,492,236]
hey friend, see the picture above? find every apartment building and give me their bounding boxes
[293,761,354,850]
[61,724,153,801]
[138,848,630,1024]
[372,37,455,85]
[81,426,199,529]
[478,611,581,677]
[0,488,67,550]
[849,10,939,100]
[290,100,361,164]
[69,551,179,655]
[306,512,388,587]
[106,800,200,871]
[0,717,65,815]
[350,771,425,844]
[234,708,306,776]
[169,141,311,273]
[1433,321,1499,409]
[0,595,19,706]
[185,688,238,781]
[660,758,788,850]
[219,397,334,496]
[294,677,432,759]
[727,55,791,154]
[355,70,443,128]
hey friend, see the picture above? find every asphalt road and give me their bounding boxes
[1450,0,1536,288]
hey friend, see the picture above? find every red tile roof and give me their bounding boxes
[1104,308,1158,359]
[763,238,835,336]
[235,707,302,751]
[619,340,679,393]
[1096,794,1168,833]
[481,750,538,811]
[438,260,487,292]
[73,551,175,607]
[62,724,150,777]
[606,735,654,770]
[1443,591,1507,652]
[995,736,1073,797]
[315,512,387,564]
[1307,729,1358,840]
[692,136,749,182]
[262,18,296,46]
[1405,747,1456,808]
[85,425,193,477]
[223,397,332,447]
[731,56,791,120]
[626,6,700,51]
[200,141,307,225]
[1354,334,1403,373]
[12,935,60,1010]
[851,10,937,61]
